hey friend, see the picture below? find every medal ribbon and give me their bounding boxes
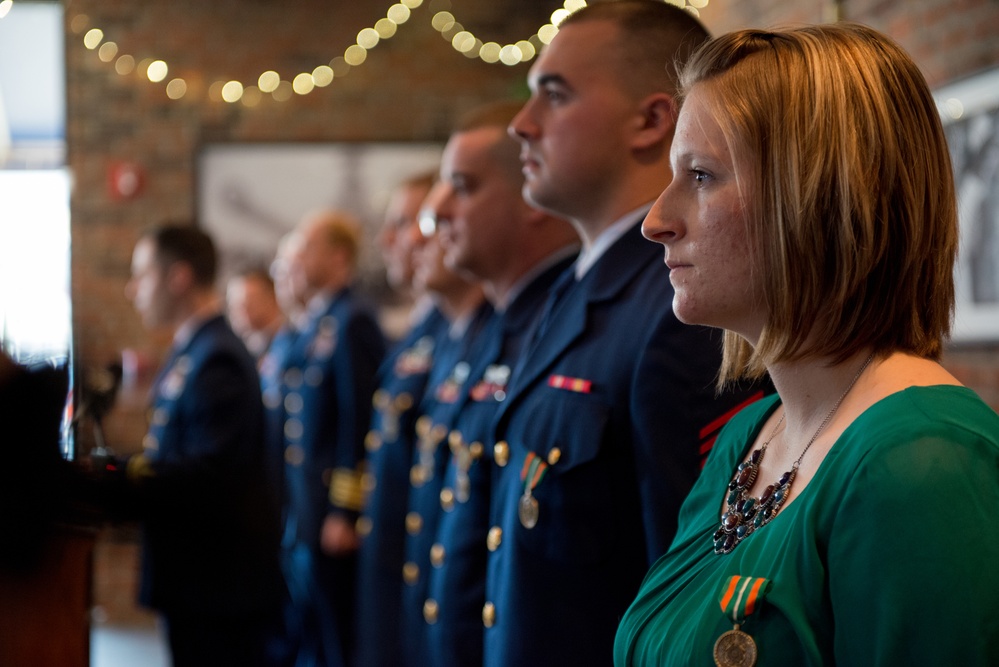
[718,576,771,626]
[520,452,549,496]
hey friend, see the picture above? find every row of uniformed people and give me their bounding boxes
[258,210,386,667]
[350,4,774,667]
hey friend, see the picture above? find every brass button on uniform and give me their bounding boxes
[284,392,304,414]
[406,512,423,535]
[403,562,419,585]
[470,442,484,459]
[547,447,562,465]
[365,430,382,452]
[494,441,509,467]
[284,444,305,466]
[487,526,502,552]
[448,430,463,451]
[263,390,281,409]
[482,602,496,628]
[423,599,439,624]
[430,543,446,567]
[410,465,426,487]
[284,418,303,440]
[415,415,432,438]
[395,392,413,411]
[440,487,455,512]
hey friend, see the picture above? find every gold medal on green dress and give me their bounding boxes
[518,452,548,529]
[713,625,757,667]
[713,575,771,667]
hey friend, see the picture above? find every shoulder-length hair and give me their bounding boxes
[681,23,958,384]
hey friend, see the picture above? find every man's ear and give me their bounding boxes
[165,261,195,295]
[630,92,678,152]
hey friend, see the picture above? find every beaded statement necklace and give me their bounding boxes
[714,353,875,555]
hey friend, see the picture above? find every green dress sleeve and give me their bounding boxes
[827,398,999,664]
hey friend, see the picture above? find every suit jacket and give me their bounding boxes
[355,306,448,667]
[424,254,577,667]
[279,287,386,551]
[132,314,282,618]
[483,221,768,666]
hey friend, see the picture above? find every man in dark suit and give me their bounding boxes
[277,210,386,667]
[122,224,282,666]
[416,100,579,667]
[484,3,770,665]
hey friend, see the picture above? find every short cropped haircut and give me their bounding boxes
[237,267,276,292]
[679,23,957,383]
[559,0,710,98]
[454,100,526,182]
[306,209,362,267]
[144,223,217,287]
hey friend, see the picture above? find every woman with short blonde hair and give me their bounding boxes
[617,23,999,666]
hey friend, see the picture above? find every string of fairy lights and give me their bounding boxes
[0,0,709,107]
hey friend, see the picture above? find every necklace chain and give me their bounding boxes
[714,353,876,555]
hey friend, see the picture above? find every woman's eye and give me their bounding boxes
[692,169,711,184]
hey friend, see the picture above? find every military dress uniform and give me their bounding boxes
[422,253,577,667]
[482,221,768,667]
[399,301,494,667]
[126,314,283,666]
[261,325,301,521]
[277,288,386,667]
[354,306,447,667]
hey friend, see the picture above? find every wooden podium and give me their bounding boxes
[0,528,95,667]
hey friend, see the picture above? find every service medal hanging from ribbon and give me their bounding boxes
[518,452,548,529]
[713,575,771,667]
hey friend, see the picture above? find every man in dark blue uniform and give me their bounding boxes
[122,224,282,666]
[277,211,386,667]
[397,228,494,667]
[417,101,580,667]
[354,171,448,667]
[486,3,770,665]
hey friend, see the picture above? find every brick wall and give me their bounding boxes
[68,0,999,455]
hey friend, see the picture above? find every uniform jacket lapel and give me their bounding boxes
[498,219,658,419]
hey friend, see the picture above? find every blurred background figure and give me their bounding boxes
[112,223,283,667]
[396,203,494,667]
[227,267,286,362]
[276,210,386,667]
[376,169,438,342]
[355,172,447,667]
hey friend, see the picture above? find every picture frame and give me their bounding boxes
[935,66,999,343]
[196,141,443,291]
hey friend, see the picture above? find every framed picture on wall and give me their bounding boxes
[196,141,442,290]
[936,66,999,343]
